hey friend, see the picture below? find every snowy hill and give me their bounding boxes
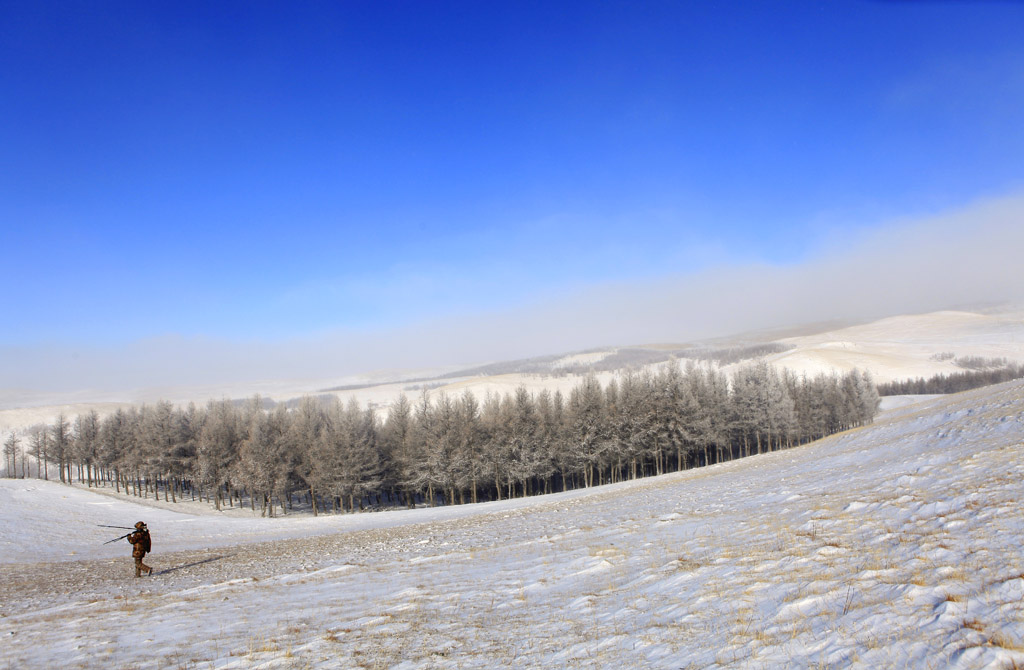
[2,380,1022,668]
[765,310,1024,384]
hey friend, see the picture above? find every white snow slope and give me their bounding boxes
[1,381,1023,669]
[767,310,1024,384]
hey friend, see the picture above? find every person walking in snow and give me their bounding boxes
[127,521,153,577]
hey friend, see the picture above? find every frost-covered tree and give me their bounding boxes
[531,389,561,493]
[400,391,435,505]
[23,354,882,511]
[139,401,181,501]
[3,432,21,478]
[650,365,687,474]
[289,396,328,515]
[850,370,881,428]
[508,386,547,496]
[612,371,656,480]
[566,374,609,488]
[50,413,72,483]
[763,365,797,451]
[233,396,288,514]
[97,409,128,492]
[702,366,732,462]
[196,400,240,511]
[27,425,48,480]
[681,365,721,465]
[379,393,415,507]
[418,392,464,505]
[322,398,381,512]
[72,410,100,486]
[454,390,485,503]
[479,391,507,499]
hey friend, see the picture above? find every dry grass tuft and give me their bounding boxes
[245,635,282,654]
[989,630,1024,652]
[674,556,705,571]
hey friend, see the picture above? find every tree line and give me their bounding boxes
[876,363,1024,396]
[2,362,880,516]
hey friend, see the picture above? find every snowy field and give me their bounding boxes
[2,381,1023,669]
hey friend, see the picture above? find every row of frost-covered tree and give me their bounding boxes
[876,363,1024,396]
[2,362,880,515]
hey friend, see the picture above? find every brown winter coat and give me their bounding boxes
[127,530,151,559]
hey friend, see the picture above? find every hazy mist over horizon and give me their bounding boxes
[5,192,1024,394]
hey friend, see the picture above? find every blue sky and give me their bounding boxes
[3,1,1024,391]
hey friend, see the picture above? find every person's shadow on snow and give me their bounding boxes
[154,554,233,575]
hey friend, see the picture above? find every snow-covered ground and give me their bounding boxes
[2,381,1022,669]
